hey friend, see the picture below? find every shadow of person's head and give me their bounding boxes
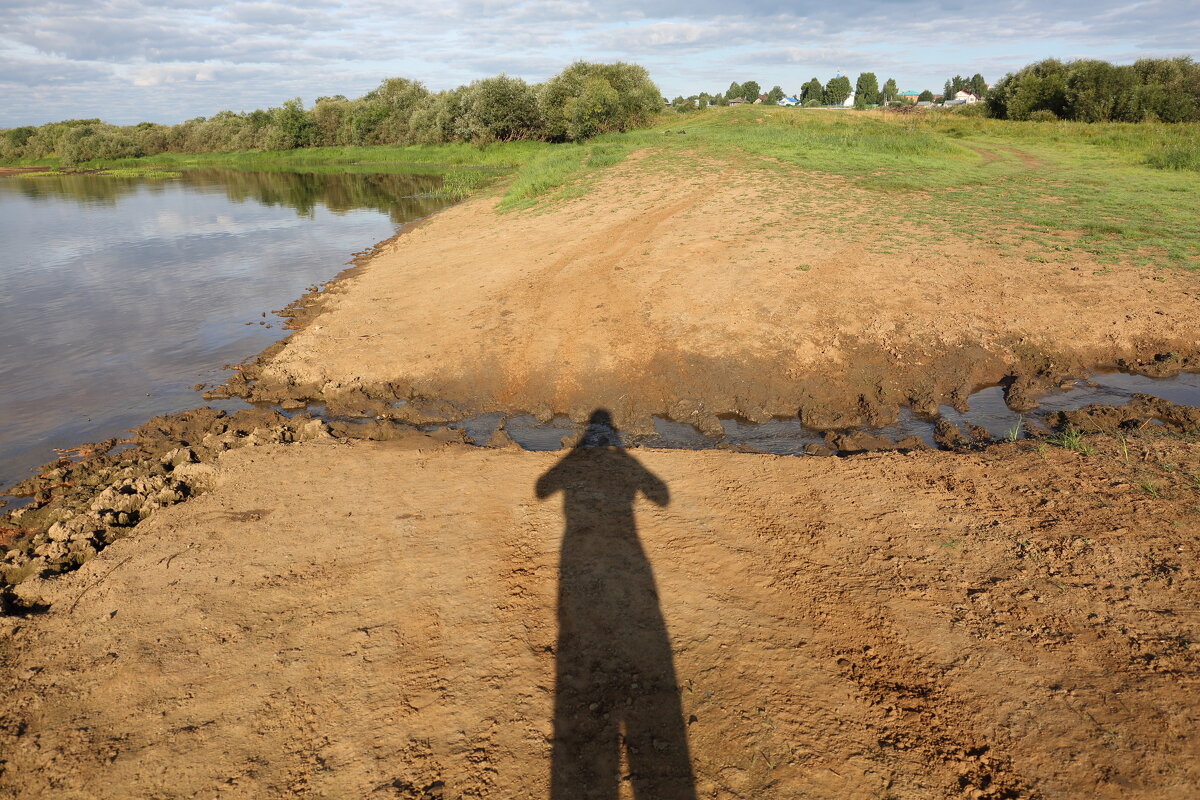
[578,408,621,449]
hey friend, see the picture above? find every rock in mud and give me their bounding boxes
[1049,395,1200,435]
[485,423,517,449]
[933,419,972,449]
[667,399,723,438]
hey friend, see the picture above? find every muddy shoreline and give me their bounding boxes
[195,160,1200,438]
[4,184,1200,610]
[203,226,1200,437]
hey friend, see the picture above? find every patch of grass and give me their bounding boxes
[1050,427,1095,455]
[1138,479,1160,498]
[437,169,495,198]
[1145,145,1200,171]
[1005,421,1023,442]
[22,166,181,179]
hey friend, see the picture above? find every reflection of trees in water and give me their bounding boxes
[183,169,448,222]
[3,169,450,222]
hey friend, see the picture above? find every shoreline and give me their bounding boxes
[2,129,1199,796]
[205,156,1200,436]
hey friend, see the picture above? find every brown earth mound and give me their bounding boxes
[222,158,1199,431]
[2,432,1198,799]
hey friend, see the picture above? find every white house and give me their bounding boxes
[944,91,980,106]
[842,92,856,107]
[777,95,800,106]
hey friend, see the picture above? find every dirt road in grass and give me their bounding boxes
[2,431,1198,799]
[233,153,1200,431]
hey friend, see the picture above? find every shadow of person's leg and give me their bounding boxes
[551,632,621,800]
[623,659,697,800]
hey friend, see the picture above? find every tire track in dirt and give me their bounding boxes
[492,185,714,410]
[710,467,1040,799]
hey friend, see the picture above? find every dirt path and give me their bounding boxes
[2,433,1197,799]
[238,158,1199,430]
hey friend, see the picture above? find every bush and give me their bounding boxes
[952,102,988,117]
[459,75,544,143]
[539,62,662,142]
[1027,109,1058,122]
[988,56,1200,123]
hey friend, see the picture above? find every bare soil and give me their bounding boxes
[3,153,1200,799]
[221,158,1199,431]
[2,432,1198,799]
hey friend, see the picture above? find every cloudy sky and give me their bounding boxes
[1,0,1196,126]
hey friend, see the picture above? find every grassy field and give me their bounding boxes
[542,107,1200,271]
[15,108,1199,268]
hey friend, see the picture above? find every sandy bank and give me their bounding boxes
[2,432,1197,798]
[229,158,1200,431]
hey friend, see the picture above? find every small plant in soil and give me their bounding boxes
[1005,421,1023,442]
[1050,427,1094,455]
[1138,479,1160,498]
[1116,434,1132,465]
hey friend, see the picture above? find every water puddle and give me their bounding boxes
[434,372,1200,454]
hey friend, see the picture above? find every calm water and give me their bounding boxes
[0,169,449,488]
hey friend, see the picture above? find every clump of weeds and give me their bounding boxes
[1050,427,1094,455]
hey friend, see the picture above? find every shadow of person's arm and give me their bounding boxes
[536,457,566,499]
[639,462,670,507]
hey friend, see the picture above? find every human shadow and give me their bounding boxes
[536,409,696,800]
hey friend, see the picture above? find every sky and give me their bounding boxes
[1,0,1197,126]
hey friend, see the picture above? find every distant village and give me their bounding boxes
[666,72,989,111]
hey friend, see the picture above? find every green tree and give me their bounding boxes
[767,85,785,104]
[969,73,988,98]
[801,77,824,104]
[881,78,898,103]
[918,89,934,102]
[725,82,743,100]
[824,75,852,105]
[459,74,543,142]
[539,61,662,141]
[741,80,761,102]
[854,72,879,105]
[270,98,315,149]
[986,59,1069,120]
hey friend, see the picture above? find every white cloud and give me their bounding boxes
[1,0,1197,126]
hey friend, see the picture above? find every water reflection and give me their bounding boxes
[0,169,452,488]
[6,168,449,223]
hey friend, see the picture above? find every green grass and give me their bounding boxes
[1050,427,1095,455]
[10,108,1200,268]
[621,107,1200,271]
[1145,145,1200,171]
[21,166,181,179]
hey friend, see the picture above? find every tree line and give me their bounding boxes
[985,57,1200,122]
[0,62,662,164]
[672,73,901,111]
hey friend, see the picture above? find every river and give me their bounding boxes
[0,168,451,489]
